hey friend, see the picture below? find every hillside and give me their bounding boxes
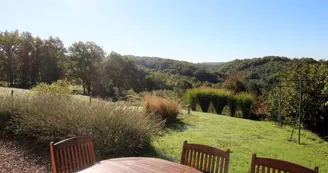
[149,111,328,173]
[127,55,223,84]
[198,62,225,66]
[128,55,322,90]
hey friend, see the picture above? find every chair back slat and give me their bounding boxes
[181,140,230,173]
[250,154,319,173]
[220,155,225,173]
[50,135,97,173]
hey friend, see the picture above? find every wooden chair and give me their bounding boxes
[181,140,230,173]
[250,154,319,173]
[50,135,97,173]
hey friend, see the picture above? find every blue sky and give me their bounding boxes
[1,0,327,62]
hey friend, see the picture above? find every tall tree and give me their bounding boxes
[0,30,21,86]
[18,32,34,88]
[105,52,145,92]
[68,41,105,95]
[0,51,5,82]
[29,37,42,86]
[40,36,67,83]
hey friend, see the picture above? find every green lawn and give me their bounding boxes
[150,111,328,173]
[1,87,327,172]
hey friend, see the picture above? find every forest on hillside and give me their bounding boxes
[0,30,327,135]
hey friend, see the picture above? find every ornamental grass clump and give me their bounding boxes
[228,95,238,117]
[234,92,255,118]
[1,93,163,158]
[211,89,231,114]
[195,88,213,112]
[184,88,198,111]
[144,93,180,124]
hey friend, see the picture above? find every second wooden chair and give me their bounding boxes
[181,140,230,173]
[250,153,319,173]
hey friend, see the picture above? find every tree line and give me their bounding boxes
[0,30,194,98]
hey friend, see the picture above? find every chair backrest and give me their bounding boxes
[50,135,97,173]
[181,140,230,173]
[250,154,319,173]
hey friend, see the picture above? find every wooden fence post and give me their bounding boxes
[187,104,191,115]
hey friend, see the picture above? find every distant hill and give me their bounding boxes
[198,62,224,66]
[126,55,321,89]
[126,55,222,84]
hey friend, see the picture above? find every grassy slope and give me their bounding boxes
[151,111,328,173]
[0,87,90,101]
[1,87,327,172]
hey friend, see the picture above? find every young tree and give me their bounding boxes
[68,41,105,95]
[267,63,328,134]
[224,72,246,93]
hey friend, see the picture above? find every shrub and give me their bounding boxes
[0,94,29,134]
[31,80,72,96]
[235,92,255,118]
[229,96,238,117]
[184,89,198,111]
[0,81,8,87]
[195,88,213,112]
[144,93,180,124]
[211,89,231,114]
[0,95,13,133]
[224,72,246,94]
[1,94,163,158]
[185,88,231,113]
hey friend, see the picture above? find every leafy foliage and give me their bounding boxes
[224,72,247,94]
[31,80,71,96]
[68,41,105,95]
[0,30,67,88]
[267,63,328,134]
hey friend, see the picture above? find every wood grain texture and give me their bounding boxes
[250,153,319,173]
[180,140,230,173]
[77,157,202,173]
[50,135,97,173]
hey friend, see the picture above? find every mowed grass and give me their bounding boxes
[151,111,328,173]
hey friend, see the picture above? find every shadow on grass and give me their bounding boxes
[165,120,195,133]
[139,145,177,162]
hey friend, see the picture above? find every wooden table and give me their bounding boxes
[77,157,202,173]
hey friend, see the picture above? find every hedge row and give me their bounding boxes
[185,88,254,117]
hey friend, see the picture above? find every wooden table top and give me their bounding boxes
[77,157,202,173]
